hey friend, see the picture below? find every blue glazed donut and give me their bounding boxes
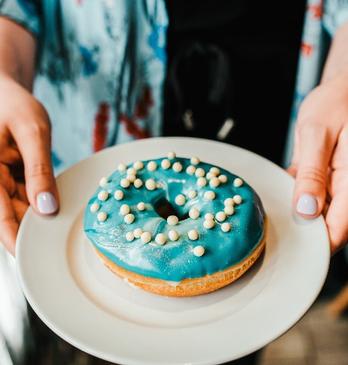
[84,152,266,296]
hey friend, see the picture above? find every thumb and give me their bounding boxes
[9,111,59,215]
[293,124,334,218]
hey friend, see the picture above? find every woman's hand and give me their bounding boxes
[0,75,59,255]
[289,72,348,254]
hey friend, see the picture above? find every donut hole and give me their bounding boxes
[154,197,189,221]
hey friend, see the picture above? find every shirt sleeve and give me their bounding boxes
[0,0,40,37]
[323,0,348,36]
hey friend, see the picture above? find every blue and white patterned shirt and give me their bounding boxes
[1,0,168,173]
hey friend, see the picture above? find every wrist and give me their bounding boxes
[322,20,348,83]
[0,72,22,91]
[0,68,34,93]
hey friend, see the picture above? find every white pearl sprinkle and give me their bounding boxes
[188,229,199,240]
[167,151,176,160]
[120,178,130,188]
[117,163,127,172]
[206,172,214,180]
[90,203,100,213]
[224,198,234,207]
[127,174,136,183]
[205,213,214,220]
[175,194,186,206]
[218,174,228,183]
[209,177,220,188]
[221,222,231,232]
[124,213,135,224]
[99,177,108,187]
[188,190,197,199]
[120,204,130,215]
[168,229,179,241]
[172,162,183,172]
[186,165,196,175]
[155,233,167,245]
[189,207,200,219]
[203,219,215,229]
[133,228,143,238]
[195,167,205,177]
[204,191,216,201]
[233,195,243,204]
[137,202,146,211]
[98,190,109,201]
[190,156,200,165]
[126,231,135,242]
[133,178,143,188]
[161,159,171,169]
[141,231,151,243]
[126,167,136,176]
[145,179,156,190]
[193,245,205,257]
[97,211,107,222]
[209,167,220,176]
[147,161,157,171]
[167,215,179,225]
[215,211,226,222]
[233,178,244,187]
[133,161,144,170]
[114,190,124,200]
[224,205,235,216]
[197,177,207,187]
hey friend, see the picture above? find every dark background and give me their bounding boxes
[163,0,306,165]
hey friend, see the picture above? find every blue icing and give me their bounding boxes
[84,157,265,281]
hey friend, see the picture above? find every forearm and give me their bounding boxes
[0,17,36,90]
[322,21,348,84]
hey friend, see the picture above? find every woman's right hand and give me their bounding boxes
[0,75,59,255]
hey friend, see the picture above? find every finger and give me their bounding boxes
[0,184,18,256]
[331,126,348,171]
[325,127,348,253]
[323,201,330,216]
[325,171,348,254]
[12,198,28,222]
[289,125,300,167]
[0,147,21,164]
[294,123,336,218]
[8,110,59,215]
[0,129,21,164]
[287,165,297,178]
[0,163,16,196]
[15,183,29,204]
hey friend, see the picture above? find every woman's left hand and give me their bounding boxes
[289,72,348,254]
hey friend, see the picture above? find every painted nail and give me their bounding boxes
[296,193,318,216]
[36,192,58,214]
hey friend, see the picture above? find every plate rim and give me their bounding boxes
[16,137,331,365]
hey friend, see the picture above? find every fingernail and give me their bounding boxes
[36,192,58,214]
[296,193,318,216]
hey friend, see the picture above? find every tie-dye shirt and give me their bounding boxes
[0,0,168,173]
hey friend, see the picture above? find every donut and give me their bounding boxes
[84,152,266,297]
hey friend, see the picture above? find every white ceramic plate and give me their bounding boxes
[16,137,330,365]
